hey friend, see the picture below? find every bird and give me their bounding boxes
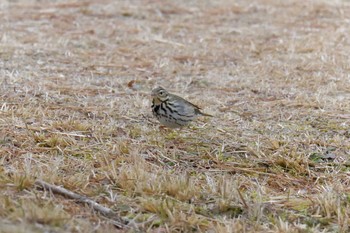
[151,86,212,128]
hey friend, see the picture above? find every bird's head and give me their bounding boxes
[151,86,169,103]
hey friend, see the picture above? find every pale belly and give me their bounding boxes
[152,104,194,128]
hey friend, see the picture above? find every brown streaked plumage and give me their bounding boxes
[151,86,212,128]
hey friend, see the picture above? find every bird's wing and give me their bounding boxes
[174,95,202,109]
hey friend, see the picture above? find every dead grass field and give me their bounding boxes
[1,0,350,232]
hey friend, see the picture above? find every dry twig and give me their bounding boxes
[35,180,127,229]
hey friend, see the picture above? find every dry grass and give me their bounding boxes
[1,0,350,232]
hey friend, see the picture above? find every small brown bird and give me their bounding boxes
[151,86,212,128]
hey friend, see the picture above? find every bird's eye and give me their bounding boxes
[159,91,164,95]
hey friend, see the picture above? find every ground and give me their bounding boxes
[1,0,350,232]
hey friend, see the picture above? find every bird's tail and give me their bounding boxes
[200,111,213,117]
